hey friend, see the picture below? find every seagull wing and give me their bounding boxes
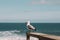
[27,25,35,30]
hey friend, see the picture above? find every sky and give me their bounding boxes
[0,0,60,23]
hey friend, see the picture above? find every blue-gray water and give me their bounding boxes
[0,23,60,36]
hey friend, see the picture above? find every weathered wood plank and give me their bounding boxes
[26,32,60,40]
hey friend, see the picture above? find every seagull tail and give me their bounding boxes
[34,28,36,31]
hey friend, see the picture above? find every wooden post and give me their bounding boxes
[26,32,30,40]
[39,38,41,40]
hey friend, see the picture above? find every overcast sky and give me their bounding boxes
[0,0,60,23]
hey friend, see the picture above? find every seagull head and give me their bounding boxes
[26,21,30,26]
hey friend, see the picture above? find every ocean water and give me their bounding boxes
[0,23,60,40]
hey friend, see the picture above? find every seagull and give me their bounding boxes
[26,21,36,31]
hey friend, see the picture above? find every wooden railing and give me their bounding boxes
[26,32,60,40]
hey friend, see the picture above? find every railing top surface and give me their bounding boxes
[28,32,60,40]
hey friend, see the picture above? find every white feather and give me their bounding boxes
[26,21,35,30]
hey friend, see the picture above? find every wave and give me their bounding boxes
[0,30,25,40]
[0,30,20,37]
[0,30,38,40]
